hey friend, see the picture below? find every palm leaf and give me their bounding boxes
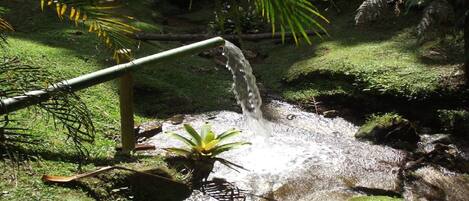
[254,0,329,44]
[0,57,95,156]
[39,0,140,62]
[0,17,14,47]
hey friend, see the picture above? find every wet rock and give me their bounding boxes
[355,113,420,150]
[323,110,339,118]
[135,121,163,141]
[167,114,185,125]
[419,134,453,145]
[403,166,469,201]
[411,141,469,173]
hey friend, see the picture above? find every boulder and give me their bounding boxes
[355,113,420,150]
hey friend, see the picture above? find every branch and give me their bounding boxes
[134,31,326,42]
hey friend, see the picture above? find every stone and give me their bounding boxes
[168,114,185,125]
[355,113,420,150]
[323,110,339,118]
[135,121,163,140]
[404,166,469,201]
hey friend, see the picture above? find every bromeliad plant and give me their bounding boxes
[164,123,250,171]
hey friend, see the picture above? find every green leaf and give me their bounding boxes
[183,124,202,146]
[204,130,216,144]
[217,129,241,142]
[203,139,219,152]
[212,142,251,156]
[200,123,212,139]
[163,148,191,156]
[167,132,196,147]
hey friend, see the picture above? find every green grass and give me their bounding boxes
[0,0,231,200]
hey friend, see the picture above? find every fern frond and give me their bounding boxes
[40,0,140,63]
[416,0,454,38]
[355,0,389,25]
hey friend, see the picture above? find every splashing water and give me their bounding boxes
[223,41,271,137]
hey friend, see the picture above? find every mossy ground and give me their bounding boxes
[0,0,466,200]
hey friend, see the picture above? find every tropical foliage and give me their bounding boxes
[165,123,250,159]
[355,0,466,40]
[0,0,139,155]
[196,0,330,44]
[39,0,140,62]
[0,57,95,156]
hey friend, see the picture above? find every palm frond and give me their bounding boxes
[355,0,390,25]
[0,57,95,156]
[416,0,454,38]
[0,17,14,47]
[254,0,329,44]
[36,86,95,156]
[40,0,140,63]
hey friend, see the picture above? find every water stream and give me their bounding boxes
[222,41,271,137]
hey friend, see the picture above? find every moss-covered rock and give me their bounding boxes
[348,196,403,201]
[355,113,419,150]
[437,109,469,137]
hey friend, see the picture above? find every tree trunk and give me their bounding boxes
[134,31,325,42]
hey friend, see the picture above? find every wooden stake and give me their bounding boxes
[119,71,135,154]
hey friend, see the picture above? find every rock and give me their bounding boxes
[355,113,420,150]
[323,110,339,118]
[129,168,191,201]
[404,166,469,201]
[168,114,185,125]
[135,121,163,140]
[413,141,469,173]
[419,134,453,145]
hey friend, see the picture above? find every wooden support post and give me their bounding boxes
[119,72,135,154]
